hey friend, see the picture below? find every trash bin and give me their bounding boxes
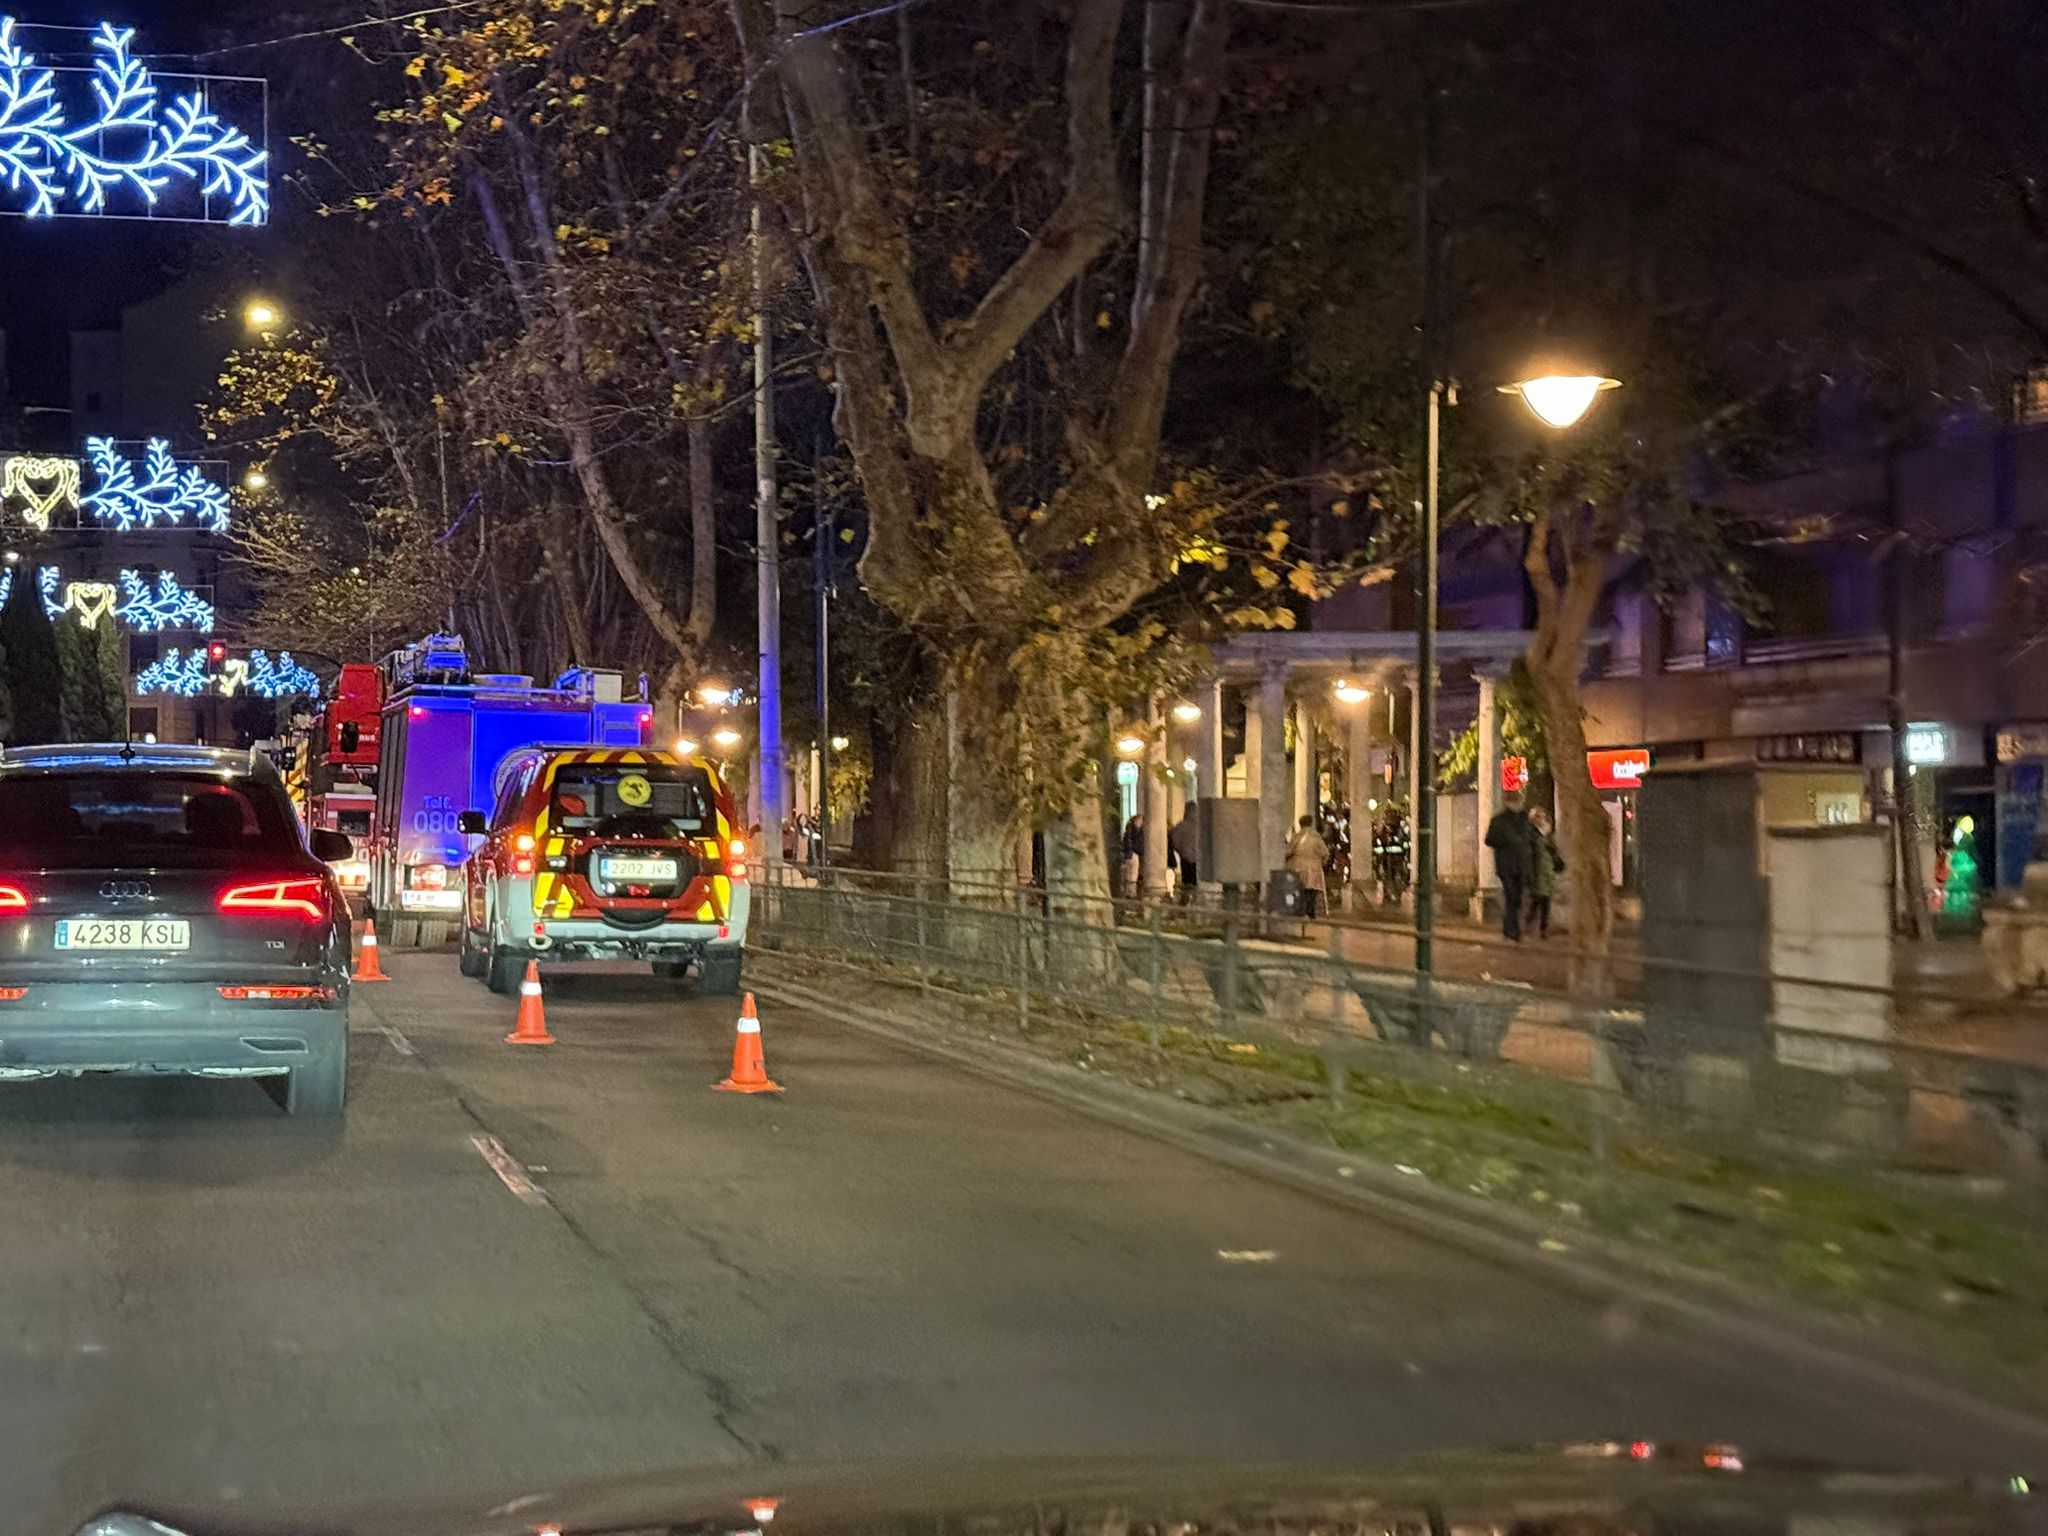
[1264,868,1304,917]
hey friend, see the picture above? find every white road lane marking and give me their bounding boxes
[380,1024,415,1056]
[471,1134,548,1206]
[1217,1249,1277,1263]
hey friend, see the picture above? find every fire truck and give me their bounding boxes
[286,662,386,908]
[368,634,653,918]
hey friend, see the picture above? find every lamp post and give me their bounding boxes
[1414,365,1619,972]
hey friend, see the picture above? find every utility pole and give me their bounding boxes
[1414,84,1441,976]
[815,458,833,873]
[750,140,783,860]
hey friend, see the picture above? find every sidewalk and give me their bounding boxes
[1313,901,2048,1065]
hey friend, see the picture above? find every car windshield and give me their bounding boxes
[0,772,302,867]
[550,763,715,837]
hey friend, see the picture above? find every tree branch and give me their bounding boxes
[941,0,1123,392]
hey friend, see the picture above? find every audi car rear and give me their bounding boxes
[0,744,354,1117]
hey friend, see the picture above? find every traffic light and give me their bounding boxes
[207,641,228,664]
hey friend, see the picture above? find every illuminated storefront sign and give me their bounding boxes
[1587,747,1650,791]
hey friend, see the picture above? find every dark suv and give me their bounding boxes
[0,744,354,1116]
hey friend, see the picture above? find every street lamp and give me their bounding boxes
[711,726,743,751]
[244,299,281,330]
[697,681,738,708]
[1115,734,1146,759]
[1170,701,1202,724]
[830,734,850,752]
[242,468,268,491]
[1412,349,1619,974]
[1498,370,1621,430]
[673,736,700,757]
[1333,680,1371,706]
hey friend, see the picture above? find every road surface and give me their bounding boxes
[0,950,2039,1532]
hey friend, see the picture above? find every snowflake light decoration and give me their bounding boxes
[83,437,231,533]
[115,568,213,632]
[135,646,209,697]
[0,20,267,225]
[36,562,57,619]
[246,649,320,699]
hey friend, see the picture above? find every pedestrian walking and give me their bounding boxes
[1483,790,1541,942]
[1121,813,1145,897]
[1286,814,1330,919]
[1528,806,1564,940]
[1168,802,1201,901]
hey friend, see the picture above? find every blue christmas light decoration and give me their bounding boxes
[83,438,231,533]
[0,20,267,225]
[135,647,209,697]
[115,568,213,632]
[246,649,320,699]
[36,562,57,619]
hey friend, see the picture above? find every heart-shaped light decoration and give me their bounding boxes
[2,456,81,532]
[63,581,117,629]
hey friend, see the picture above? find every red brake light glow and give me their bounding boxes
[218,984,332,1001]
[512,854,535,875]
[0,986,26,1001]
[218,878,328,922]
[0,883,29,912]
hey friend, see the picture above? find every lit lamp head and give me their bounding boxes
[711,726,743,751]
[1170,701,1202,724]
[1498,365,1621,429]
[244,300,281,330]
[1333,679,1371,706]
[673,736,700,757]
[1115,734,1147,759]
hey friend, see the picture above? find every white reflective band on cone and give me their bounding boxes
[521,981,542,996]
[737,1019,760,1034]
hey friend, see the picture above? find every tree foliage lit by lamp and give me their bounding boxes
[0,20,268,225]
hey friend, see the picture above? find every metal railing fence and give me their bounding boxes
[746,862,2048,1195]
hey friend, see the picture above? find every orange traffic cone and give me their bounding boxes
[505,960,556,1046]
[714,993,782,1094]
[352,919,390,983]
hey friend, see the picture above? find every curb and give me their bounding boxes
[750,961,2048,1455]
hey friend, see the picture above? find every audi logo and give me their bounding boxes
[98,881,153,900]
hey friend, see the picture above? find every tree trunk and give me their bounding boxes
[946,674,1019,900]
[1527,649,1613,991]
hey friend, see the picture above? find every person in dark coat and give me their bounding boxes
[1527,807,1564,939]
[1483,790,1541,942]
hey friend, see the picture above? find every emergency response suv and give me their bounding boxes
[456,747,748,995]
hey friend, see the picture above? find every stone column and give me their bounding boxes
[1291,696,1315,825]
[1346,696,1372,907]
[1143,695,1170,900]
[1203,678,1226,798]
[1258,665,1290,880]
[1471,667,1500,921]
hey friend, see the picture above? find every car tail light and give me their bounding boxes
[0,883,28,913]
[512,854,535,875]
[0,986,26,1001]
[218,984,333,1001]
[218,877,328,923]
[513,832,535,852]
[729,837,747,858]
